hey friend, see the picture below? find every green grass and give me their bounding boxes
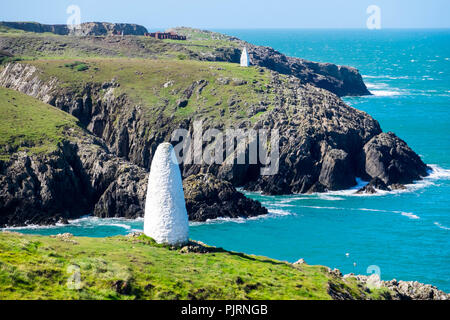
[0,25,25,34]
[22,58,278,126]
[163,38,239,54]
[166,27,236,42]
[0,87,81,160]
[0,232,390,300]
[0,56,23,65]
[64,61,89,71]
[0,28,240,64]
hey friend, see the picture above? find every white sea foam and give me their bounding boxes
[299,205,420,220]
[189,207,294,226]
[300,205,341,210]
[1,222,68,230]
[317,194,345,201]
[372,90,402,97]
[366,82,388,89]
[363,75,409,80]
[98,223,132,230]
[400,212,420,220]
[434,222,450,230]
[1,216,142,232]
[365,82,404,97]
[276,203,295,207]
[268,209,294,216]
[426,164,450,179]
[399,165,450,193]
[312,165,450,199]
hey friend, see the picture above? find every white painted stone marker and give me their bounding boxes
[144,142,189,245]
[240,47,250,67]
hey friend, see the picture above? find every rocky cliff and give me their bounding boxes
[0,21,148,36]
[233,42,370,97]
[0,86,149,227]
[170,27,371,97]
[183,174,268,222]
[0,61,429,202]
[0,86,267,227]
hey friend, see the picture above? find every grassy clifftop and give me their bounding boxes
[0,87,81,160]
[21,58,278,124]
[0,232,390,300]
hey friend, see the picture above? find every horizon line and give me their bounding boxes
[1,21,450,31]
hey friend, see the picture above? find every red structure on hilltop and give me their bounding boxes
[145,31,186,40]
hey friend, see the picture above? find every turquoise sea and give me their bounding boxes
[5,30,450,292]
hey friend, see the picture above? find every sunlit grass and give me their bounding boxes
[0,232,390,300]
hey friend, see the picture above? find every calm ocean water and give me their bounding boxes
[5,30,450,291]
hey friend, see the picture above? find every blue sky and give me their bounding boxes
[1,0,449,29]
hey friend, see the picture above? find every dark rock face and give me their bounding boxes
[362,132,429,185]
[243,43,371,97]
[183,174,268,222]
[92,165,148,219]
[356,177,390,194]
[0,132,149,227]
[0,149,89,227]
[318,149,356,190]
[233,75,383,195]
[0,21,148,36]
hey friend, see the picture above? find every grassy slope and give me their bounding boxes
[0,87,81,160]
[0,232,390,300]
[23,58,278,125]
[0,28,238,61]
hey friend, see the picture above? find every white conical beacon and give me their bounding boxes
[144,142,189,245]
[240,47,250,67]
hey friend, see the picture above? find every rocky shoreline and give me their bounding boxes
[346,274,450,300]
[293,259,449,300]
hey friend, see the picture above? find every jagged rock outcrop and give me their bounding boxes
[382,279,450,300]
[93,165,148,219]
[345,274,450,300]
[362,132,429,185]
[183,174,268,222]
[170,27,370,97]
[242,43,370,97]
[0,129,149,227]
[318,149,355,190]
[0,21,148,36]
[356,177,390,194]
